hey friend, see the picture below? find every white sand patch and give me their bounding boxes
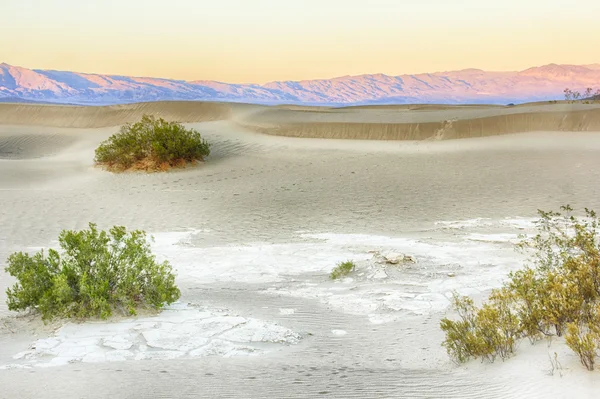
[331,329,347,336]
[144,224,528,326]
[1,303,300,369]
[435,218,495,229]
[465,233,522,243]
[150,228,522,284]
[435,217,536,231]
[261,232,525,323]
[147,228,530,324]
[304,232,518,277]
[500,217,537,230]
[150,231,373,284]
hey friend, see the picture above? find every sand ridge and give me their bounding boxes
[0,101,235,128]
[1,101,600,141]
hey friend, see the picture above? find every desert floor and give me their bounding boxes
[1,102,600,398]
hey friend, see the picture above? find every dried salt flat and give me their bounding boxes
[148,227,528,325]
[1,303,301,369]
[262,231,529,323]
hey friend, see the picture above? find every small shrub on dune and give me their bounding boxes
[439,294,482,363]
[94,114,210,172]
[4,223,181,320]
[565,320,600,371]
[441,206,600,370]
[330,261,355,280]
[441,289,520,364]
[564,87,600,104]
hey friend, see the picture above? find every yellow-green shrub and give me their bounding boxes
[441,206,600,370]
[565,322,599,371]
[441,290,520,363]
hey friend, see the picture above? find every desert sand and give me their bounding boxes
[1,101,600,398]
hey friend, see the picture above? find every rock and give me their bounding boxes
[381,252,415,265]
[383,252,403,264]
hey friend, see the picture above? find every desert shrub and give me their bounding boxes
[505,267,545,341]
[565,321,599,371]
[330,261,355,280]
[94,115,210,172]
[564,87,600,104]
[441,206,600,370]
[440,294,482,363]
[441,290,520,363]
[5,223,180,320]
[482,288,521,359]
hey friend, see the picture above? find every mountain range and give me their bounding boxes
[1,62,599,106]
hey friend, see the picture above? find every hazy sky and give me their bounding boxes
[2,0,599,83]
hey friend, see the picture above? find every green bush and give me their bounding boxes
[5,223,181,320]
[441,206,600,370]
[330,261,355,280]
[94,115,210,171]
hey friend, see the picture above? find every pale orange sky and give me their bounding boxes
[1,0,599,83]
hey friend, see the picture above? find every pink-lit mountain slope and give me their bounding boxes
[1,62,598,105]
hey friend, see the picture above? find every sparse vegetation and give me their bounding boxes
[94,115,210,172]
[330,261,355,280]
[5,223,181,320]
[564,88,600,104]
[441,206,600,370]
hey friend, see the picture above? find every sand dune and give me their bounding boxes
[245,108,600,140]
[0,101,234,128]
[1,101,600,141]
[2,101,600,398]
[238,103,600,140]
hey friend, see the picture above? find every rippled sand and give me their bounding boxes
[1,102,600,398]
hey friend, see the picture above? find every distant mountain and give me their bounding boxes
[0,96,75,105]
[1,62,599,106]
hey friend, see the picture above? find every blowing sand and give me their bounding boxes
[1,101,600,398]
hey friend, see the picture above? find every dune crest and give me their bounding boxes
[0,102,233,128]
